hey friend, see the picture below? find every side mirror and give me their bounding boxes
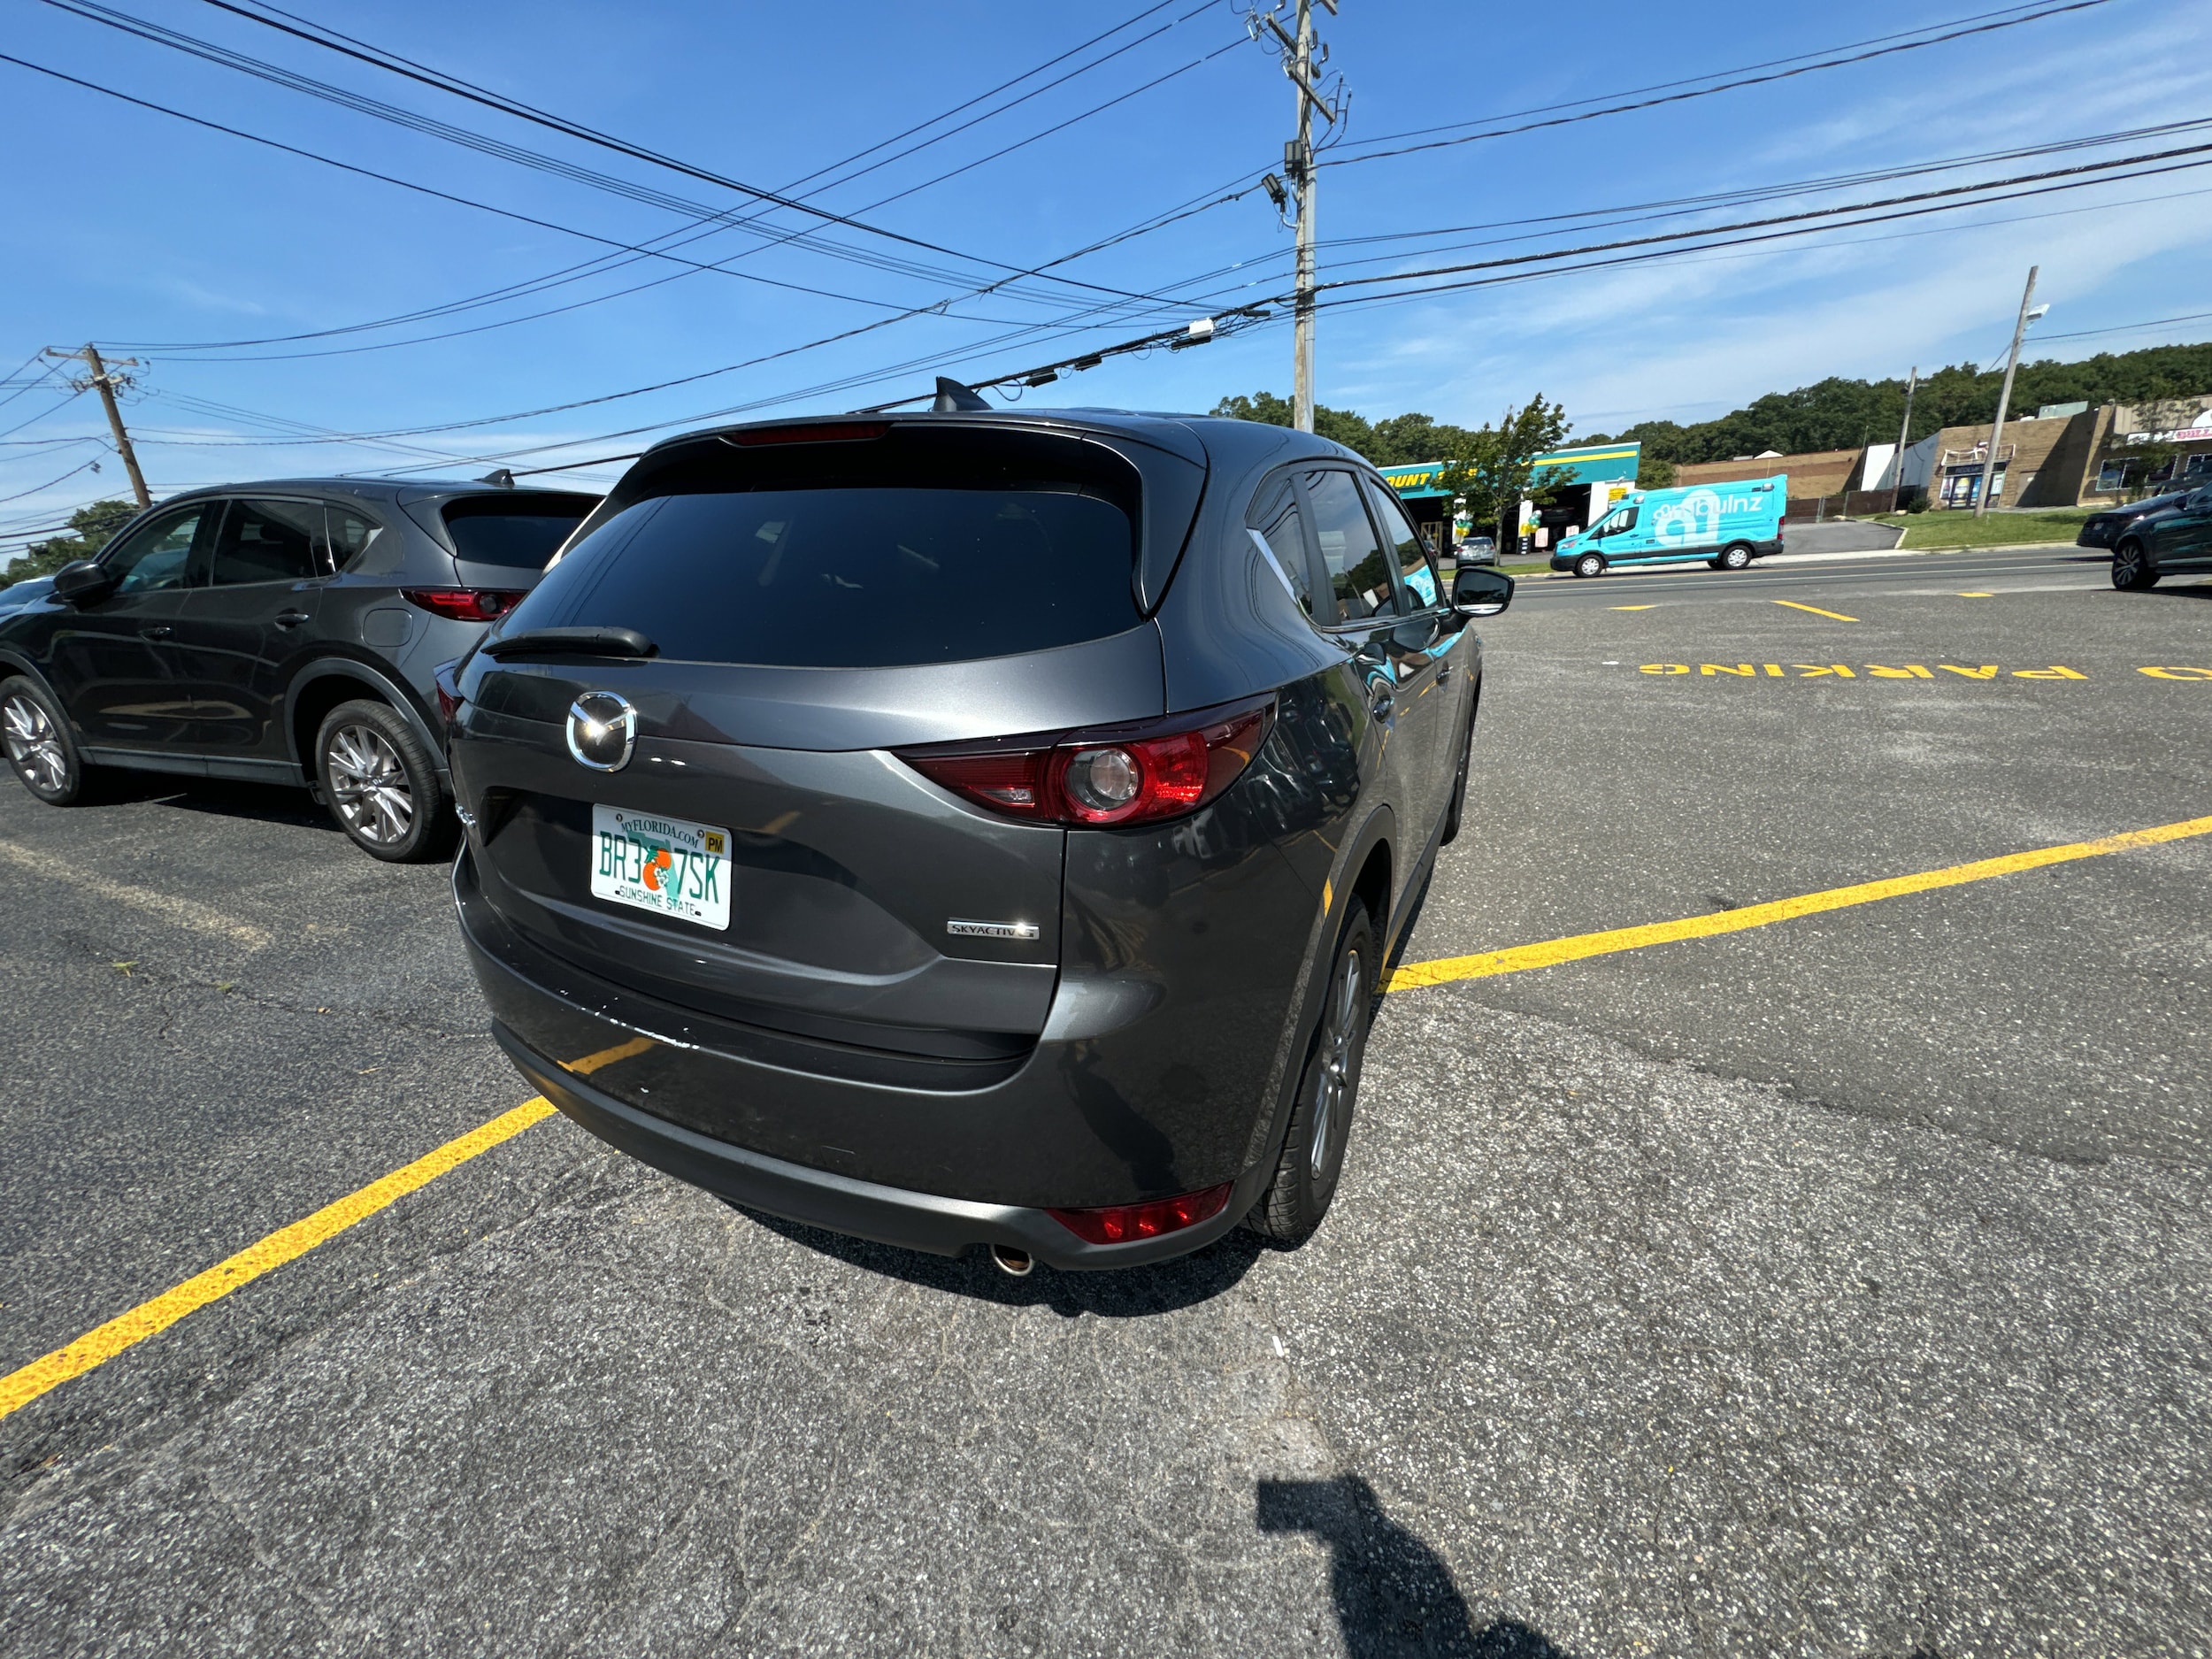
[51,559,116,606]
[1452,565,1514,617]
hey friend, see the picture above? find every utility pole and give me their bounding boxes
[45,342,150,507]
[1974,268,2039,519]
[1893,365,1917,511]
[1254,0,1340,433]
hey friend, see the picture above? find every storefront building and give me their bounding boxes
[1379,442,1642,550]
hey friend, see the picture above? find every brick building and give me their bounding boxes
[1901,393,2212,509]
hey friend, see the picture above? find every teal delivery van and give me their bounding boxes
[1550,475,1786,577]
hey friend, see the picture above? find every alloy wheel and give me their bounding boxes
[2,692,67,795]
[325,722,415,846]
[1310,946,1364,1175]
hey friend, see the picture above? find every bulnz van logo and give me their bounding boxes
[566,691,636,772]
[1652,487,1765,545]
[1652,488,1723,544]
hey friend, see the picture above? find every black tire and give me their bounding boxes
[1717,541,1755,571]
[0,674,93,806]
[1572,552,1607,579]
[2111,540,2159,590]
[315,698,457,863]
[1248,900,1377,1246]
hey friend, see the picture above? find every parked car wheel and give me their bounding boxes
[0,674,91,805]
[1248,900,1377,1245]
[315,699,457,863]
[2111,540,2159,591]
[1717,542,1755,571]
[1572,552,1607,579]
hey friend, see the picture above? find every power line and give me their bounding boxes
[107,3,1231,359]
[0,52,1102,333]
[0,387,86,442]
[67,0,1204,312]
[0,455,106,504]
[1284,142,2212,307]
[2029,311,2212,343]
[1321,0,2123,167]
[344,161,2212,484]
[779,0,1219,199]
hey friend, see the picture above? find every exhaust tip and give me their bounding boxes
[988,1244,1034,1278]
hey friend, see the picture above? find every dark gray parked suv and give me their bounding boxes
[444,406,1511,1271]
[0,479,595,858]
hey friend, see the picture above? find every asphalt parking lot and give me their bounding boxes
[3,544,2208,1656]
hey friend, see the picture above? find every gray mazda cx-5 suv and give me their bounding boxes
[443,401,1511,1271]
[0,478,595,859]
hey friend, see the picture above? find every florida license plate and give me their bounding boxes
[589,803,731,931]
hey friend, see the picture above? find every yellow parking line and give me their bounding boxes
[1390,811,2212,993]
[1609,604,1657,611]
[1772,600,1859,621]
[1959,591,1994,597]
[0,1036,649,1424]
[17,806,2212,1417]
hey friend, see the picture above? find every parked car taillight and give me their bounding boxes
[1047,1183,1233,1244]
[432,659,465,726]
[401,587,527,623]
[896,697,1274,828]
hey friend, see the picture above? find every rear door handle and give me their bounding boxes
[140,625,173,640]
[275,611,311,628]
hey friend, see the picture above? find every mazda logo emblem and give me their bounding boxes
[565,691,636,772]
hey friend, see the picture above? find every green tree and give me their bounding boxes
[1210,391,1493,467]
[1432,395,1573,547]
[1,498,140,588]
[1210,390,1379,458]
[1636,453,1677,490]
[1581,338,2212,466]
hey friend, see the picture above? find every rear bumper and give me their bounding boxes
[455,845,1295,1268]
[494,1021,1264,1269]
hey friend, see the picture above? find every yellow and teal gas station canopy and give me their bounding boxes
[1379,442,1642,499]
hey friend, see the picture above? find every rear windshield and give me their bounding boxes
[442,494,596,570]
[503,468,1141,669]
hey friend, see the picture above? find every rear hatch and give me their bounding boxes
[449,418,1202,1076]
[408,489,600,593]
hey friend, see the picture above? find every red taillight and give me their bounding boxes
[401,587,526,623]
[898,698,1272,828]
[1047,1183,1233,1246]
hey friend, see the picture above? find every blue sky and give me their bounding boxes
[4,0,2210,549]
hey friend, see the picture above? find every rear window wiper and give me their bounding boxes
[480,626,657,660]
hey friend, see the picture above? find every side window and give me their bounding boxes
[326,506,384,572]
[1363,476,1440,611]
[208,499,323,587]
[1612,506,1638,534]
[103,505,206,595]
[1302,468,1397,623]
[1246,473,1317,618]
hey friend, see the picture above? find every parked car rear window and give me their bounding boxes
[442,494,596,570]
[507,481,1141,668]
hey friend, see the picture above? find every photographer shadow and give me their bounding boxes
[1258,1476,1570,1658]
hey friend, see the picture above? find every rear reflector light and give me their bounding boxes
[726,420,888,446]
[402,587,526,623]
[1048,1183,1233,1246]
[896,697,1272,828]
[432,658,464,725]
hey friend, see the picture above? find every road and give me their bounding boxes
[2,545,2208,1656]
